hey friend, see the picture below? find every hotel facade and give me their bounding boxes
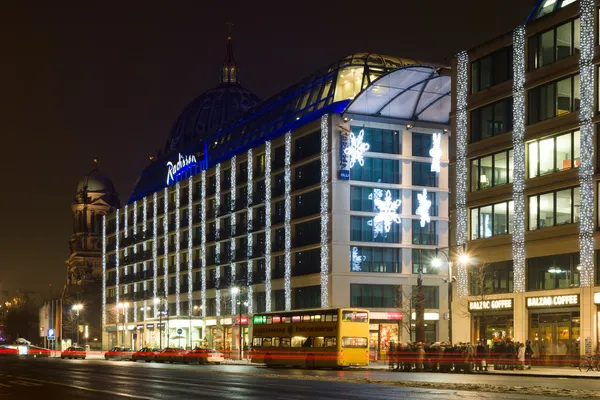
[102,44,452,357]
[451,0,600,360]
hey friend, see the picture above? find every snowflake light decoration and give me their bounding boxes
[370,189,401,233]
[429,133,442,173]
[351,247,366,271]
[416,189,431,227]
[344,129,370,168]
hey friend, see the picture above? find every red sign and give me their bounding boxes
[235,316,248,325]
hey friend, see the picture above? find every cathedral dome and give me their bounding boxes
[167,34,260,151]
[77,168,116,194]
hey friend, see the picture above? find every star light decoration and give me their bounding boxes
[429,133,442,173]
[351,247,366,272]
[368,189,401,235]
[344,129,370,168]
[415,189,431,227]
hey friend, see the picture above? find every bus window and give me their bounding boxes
[292,336,307,347]
[332,315,338,322]
[272,316,280,323]
[325,314,333,322]
[266,316,272,324]
[342,337,368,348]
[302,315,310,322]
[271,337,279,347]
[263,339,272,348]
[292,316,301,322]
[342,311,368,322]
[280,337,291,347]
[302,337,313,348]
[314,315,322,321]
[313,337,324,347]
[324,337,337,347]
[283,317,290,323]
[252,338,263,347]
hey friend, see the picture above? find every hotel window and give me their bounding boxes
[527,252,580,290]
[350,284,401,308]
[412,220,437,245]
[470,97,513,142]
[411,190,438,216]
[350,157,400,184]
[470,46,513,93]
[528,187,580,230]
[350,247,401,273]
[350,216,401,244]
[528,130,580,178]
[412,285,439,308]
[470,200,514,240]
[412,132,433,157]
[294,131,320,161]
[293,285,321,310]
[470,149,513,191]
[350,126,401,154]
[412,249,438,274]
[469,261,514,295]
[350,186,400,212]
[528,74,580,125]
[528,18,580,70]
[412,162,438,187]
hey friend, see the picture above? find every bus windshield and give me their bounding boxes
[342,311,368,322]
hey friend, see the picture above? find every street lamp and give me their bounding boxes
[116,302,129,347]
[153,296,167,349]
[71,304,83,345]
[231,286,247,360]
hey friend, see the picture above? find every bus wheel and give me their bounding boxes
[264,354,272,368]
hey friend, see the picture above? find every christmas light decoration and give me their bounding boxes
[215,164,221,316]
[175,183,181,316]
[265,141,272,312]
[115,210,120,317]
[163,188,169,301]
[351,247,366,272]
[124,205,128,278]
[512,26,526,293]
[579,0,595,287]
[246,149,253,314]
[187,177,193,315]
[344,129,370,168]
[153,192,158,315]
[132,202,137,322]
[416,189,431,227]
[143,196,148,321]
[102,215,106,325]
[284,131,292,311]
[230,156,237,313]
[455,50,469,297]
[201,170,207,317]
[371,190,402,233]
[367,189,385,238]
[320,114,329,308]
[429,133,442,173]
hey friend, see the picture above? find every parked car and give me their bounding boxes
[183,347,224,365]
[154,347,186,363]
[27,346,51,358]
[61,346,86,360]
[132,347,160,362]
[104,347,134,361]
[0,346,18,357]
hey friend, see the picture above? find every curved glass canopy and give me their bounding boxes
[527,0,577,23]
[344,65,451,124]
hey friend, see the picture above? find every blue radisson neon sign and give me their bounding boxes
[166,142,209,186]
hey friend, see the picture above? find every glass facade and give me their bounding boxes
[412,285,440,308]
[470,46,513,93]
[293,285,320,310]
[412,248,437,274]
[412,190,437,216]
[470,149,514,191]
[527,252,580,290]
[470,97,513,143]
[527,130,580,178]
[470,200,514,240]
[351,216,401,243]
[528,74,580,125]
[351,186,400,212]
[469,261,514,295]
[528,187,580,230]
[350,125,401,154]
[412,162,438,187]
[412,132,433,157]
[528,18,580,70]
[350,157,400,183]
[350,247,401,273]
[412,220,437,245]
[350,284,401,308]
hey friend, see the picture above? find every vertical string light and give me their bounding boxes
[175,182,181,316]
[102,215,106,326]
[132,202,137,322]
[265,142,272,312]
[152,192,158,316]
[455,51,469,297]
[230,156,237,313]
[512,26,526,293]
[320,115,330,308]
[188,177,193,316]
[124,204,129,285]
[115,210,120,320]
[246,149,254,314]
[163,189,169,308]
[215,164,221,316]
[284,131,292,310]
[143,196,148,321]
[579,0,595,287]
[201,171,207,317]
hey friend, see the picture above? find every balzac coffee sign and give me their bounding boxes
[526,294,579,308]
[468,299,513,311]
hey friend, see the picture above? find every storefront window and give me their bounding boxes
[472,315,514,346]
[529,312,580,363]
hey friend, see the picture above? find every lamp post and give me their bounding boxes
[116,302,129,347]
[71,304,83,345]
[189,305,201,349]
[231,286,248,360]
[153,297,166,349]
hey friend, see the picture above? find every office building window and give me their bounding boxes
[350,157,400,183]
[528,18,580,70]
[470,201,514,240]
[470,46,513,93]
[350,126,401,154]
[527,130,580,178]
[411,285,440,308]
[412,220,437,245]
[528,74,580,125]
[350,216,401,244]
[412,132,433,157]
[351,186,400,212]
[293,285,321,310]
[350,247,401,273]
[527,252,580,290]
[470,149,514,191]
[412,162,438,187]
[470,97,513,142]
[412,190,438,216]
[412,249,438,274]
[469,261,514,295]
[529,187,580,230]
[350,284,401,308]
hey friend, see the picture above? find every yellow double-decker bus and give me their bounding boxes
[250,308,369,368]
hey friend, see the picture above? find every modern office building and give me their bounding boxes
[450,0,600,361]
[102,36,452,357]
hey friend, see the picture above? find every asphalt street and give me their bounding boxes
[0,357,597,400]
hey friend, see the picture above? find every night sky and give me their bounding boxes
[0,0,535,299]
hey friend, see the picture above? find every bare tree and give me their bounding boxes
[458,263,492,340]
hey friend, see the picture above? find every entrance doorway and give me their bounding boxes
[530,311,580,366]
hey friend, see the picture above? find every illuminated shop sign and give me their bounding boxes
[526,294,579,308]
[370,312,402,320]
[166,142,209,186]
[469,299,513,311]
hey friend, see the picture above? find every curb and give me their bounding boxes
[364,367,600,379]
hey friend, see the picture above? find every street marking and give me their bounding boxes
[14,377,154,399]
[11,380,43,387]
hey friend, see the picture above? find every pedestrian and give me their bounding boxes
[505,339,515,370]
[518,343,525,370]
[525,340,533,370]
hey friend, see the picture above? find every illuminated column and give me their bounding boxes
[284,131,292,311]
[579,0,595,287]
[187,177,193,315]
[320,115,329,308]
[264,142,272,312]
[143,196,148,321]
[102,215,106,326]
[152,192,158,316]
[201,171,207,317]
[230,156,237,313]
[512,26,526,293]
[175,182,181,316]
[115,210,120,321]
[455,51,469,297]
[124,205,129,280]
[215,164,221,316]
[246,149,253,314]
[133,202,138,322]
[163,189,169,302]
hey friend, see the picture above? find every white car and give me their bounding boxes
[183,348,225,365]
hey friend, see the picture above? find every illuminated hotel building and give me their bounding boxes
[102,37,452,355]
[451,0,600,360]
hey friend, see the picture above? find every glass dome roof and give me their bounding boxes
[527,0,578,23]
